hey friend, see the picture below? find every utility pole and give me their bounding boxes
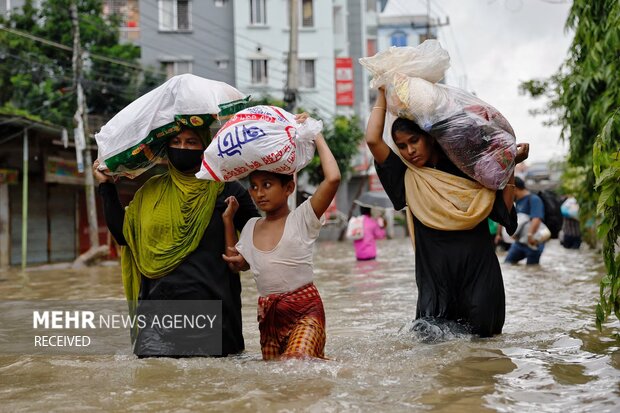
[285,0,299,210]
[426,0,431,39]
[414,1,449,40]
[284,0,299,112]
[71,2,99,250]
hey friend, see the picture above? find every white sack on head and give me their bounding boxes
[95,74,249,178]
[196,105,321,182]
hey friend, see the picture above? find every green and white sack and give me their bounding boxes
[95,74,249,178]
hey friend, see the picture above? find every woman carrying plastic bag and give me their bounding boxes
[361,41,531,339]
[92,74,260,356]
[360,40,517,190]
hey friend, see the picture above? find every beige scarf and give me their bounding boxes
[403,165,496,248]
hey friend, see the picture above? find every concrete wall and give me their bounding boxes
[234,0,335,119]
[139,0,235,84]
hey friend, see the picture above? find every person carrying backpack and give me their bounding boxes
[351,206,386,261]
[505,177,546,265]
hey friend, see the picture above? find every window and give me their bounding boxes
[215,59,229,69]
[251,59,268,84]
[333,5,343,34]
[214,0,227,6]
[286,0,314,28]
[250,0,266,25]
[159,0,192,31]
[301,0,313,27]
[298,59,315,88]
[163,60,193,78]
[390,31,407,47]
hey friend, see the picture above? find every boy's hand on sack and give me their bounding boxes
[515,143,530,164]
[223,196,239,222]
[92,160,114,184]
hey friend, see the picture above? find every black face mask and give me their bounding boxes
[167,147,204,172]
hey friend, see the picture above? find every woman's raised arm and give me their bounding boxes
[365,88,392,165]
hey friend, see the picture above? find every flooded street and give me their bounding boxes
[1,239,619,412]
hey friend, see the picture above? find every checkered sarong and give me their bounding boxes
[257,283,326,360]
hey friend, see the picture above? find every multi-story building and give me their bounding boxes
[104,0,140,43]
[138,0,236,84]
[378,0,437,51]
[233,0,337,120]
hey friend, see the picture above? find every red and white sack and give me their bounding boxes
[196,105,321,181]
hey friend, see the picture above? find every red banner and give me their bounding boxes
[335,58,354,106]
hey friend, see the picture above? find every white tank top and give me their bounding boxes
[236,200,323,296]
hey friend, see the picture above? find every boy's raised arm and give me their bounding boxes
[309,133,341,219]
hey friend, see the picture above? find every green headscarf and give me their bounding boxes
[120,164,224,320]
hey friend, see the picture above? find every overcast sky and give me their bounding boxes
[386,0,574,164]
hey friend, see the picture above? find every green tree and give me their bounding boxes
[520,0,620,330]
[304,115,365,185]
[0,0,163,127]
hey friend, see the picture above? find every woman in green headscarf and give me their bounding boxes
[93,127,259,357]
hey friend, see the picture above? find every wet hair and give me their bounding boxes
[514,176,526,189]
[248,170,295,186]
[360,206,371,216]
[391,117,432,141]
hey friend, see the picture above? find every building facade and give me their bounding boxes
[138,0,236,84]
[233,0,337,120]
[0,115,113,268]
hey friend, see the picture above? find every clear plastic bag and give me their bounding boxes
[359,39,450,88]
[196,106,321,182]
[360,40,517,190]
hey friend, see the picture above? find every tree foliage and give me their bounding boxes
[0,0,162,128]
[520,0,620,330]
[303,115,365,185]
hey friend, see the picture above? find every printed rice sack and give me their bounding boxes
[196,105,321,182]
[95,74,250,178]
[360,40,517,190]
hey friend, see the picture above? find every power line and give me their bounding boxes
[0,92,75,129]
[139,6,337,91]
[1,50,143,100]
[0,23,166,76]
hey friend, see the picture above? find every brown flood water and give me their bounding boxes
[0,239,619,412]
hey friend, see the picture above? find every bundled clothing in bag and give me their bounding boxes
[197,105,321,181]
[359,40,517,190]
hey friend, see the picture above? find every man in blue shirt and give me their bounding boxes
[505,177,546,265]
